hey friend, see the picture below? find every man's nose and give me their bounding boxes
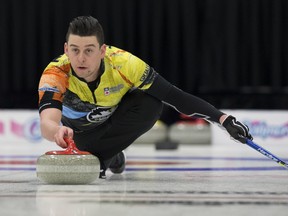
[78,52,86,62]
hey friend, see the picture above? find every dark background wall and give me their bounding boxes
[0,0,288,110]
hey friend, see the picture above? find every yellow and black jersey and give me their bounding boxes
[38,46,157,131]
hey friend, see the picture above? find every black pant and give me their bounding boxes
[74,90,163,162]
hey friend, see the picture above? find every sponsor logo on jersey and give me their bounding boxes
[140,67,150,82]
[103,84,124,96]
[86,106,117,123]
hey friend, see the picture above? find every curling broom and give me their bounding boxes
[246,139,288,170]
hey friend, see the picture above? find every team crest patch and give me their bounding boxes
[104,87,110,95]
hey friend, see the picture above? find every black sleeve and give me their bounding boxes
[39,91,62,113]
[145,74,224,123]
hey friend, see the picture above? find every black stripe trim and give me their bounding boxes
[39,100,62,113]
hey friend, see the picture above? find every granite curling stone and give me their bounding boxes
[36,138,100,185]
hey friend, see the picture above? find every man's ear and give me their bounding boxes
[100,44,107,58]
[64,42,68,54]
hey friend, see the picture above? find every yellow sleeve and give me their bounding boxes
[114,51,155,90]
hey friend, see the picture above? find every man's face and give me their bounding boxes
[64,34,106,82]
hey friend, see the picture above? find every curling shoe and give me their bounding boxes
[109,151,126,174]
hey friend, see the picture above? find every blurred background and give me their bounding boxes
[0,0,287,115]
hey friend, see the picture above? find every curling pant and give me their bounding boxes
[74,90,163,163]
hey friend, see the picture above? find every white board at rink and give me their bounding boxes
[0,110,53,147]
[212,110,288,148]
[0,109,287,148]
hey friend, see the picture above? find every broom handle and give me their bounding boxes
[246,139,288,169]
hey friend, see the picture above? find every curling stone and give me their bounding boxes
[36,138,100,185]
[133,120,168,144]
[168,118,212,144]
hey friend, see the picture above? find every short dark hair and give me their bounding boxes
[66,16,105,46]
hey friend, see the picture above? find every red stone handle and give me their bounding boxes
[45,138,91,155]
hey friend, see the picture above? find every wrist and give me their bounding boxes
[219,114,229,125]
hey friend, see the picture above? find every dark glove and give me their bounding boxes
[222,115,253,143]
